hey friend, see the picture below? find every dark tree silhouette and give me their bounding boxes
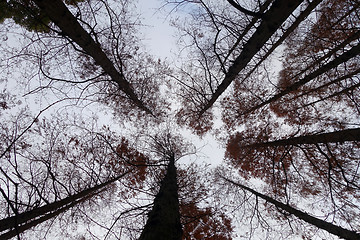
[139,154,182,240]
[0,173,127,239]
[32,0,153,114]
[229,128,360,149]
[221,177,360,240]
[0,0,359,239]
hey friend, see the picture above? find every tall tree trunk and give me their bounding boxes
[32,0,153,114]
[290,67,360,102]
[198,0,304,116]
[0,191,94,240]
[300,82,360,108]
[222,177,360,240]
[235,0,322,92]
[139,155,182,240]
[244,40,360,114]
[0,172,128,234]
[224,0,273,64]
[241,128,360,149]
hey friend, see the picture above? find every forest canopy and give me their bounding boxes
[0,0,359,239]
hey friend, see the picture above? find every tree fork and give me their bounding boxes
[138,154,182,240]
[222,177,360,240]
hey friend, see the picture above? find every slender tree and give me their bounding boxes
[224,123,360,231]
[0,173,128,239]
[229,128,360,149]
[173,0,307,134]
[1,0,167,121]
[31,0,153,114]
[197,0,304,116]
[0,115,150,239]
[0,0,359,239]
[221,177,360,240]
[242,42,360,115]
[221,0,360,130]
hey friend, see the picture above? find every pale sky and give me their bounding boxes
[139,0,177,59]
[0,1,353,239]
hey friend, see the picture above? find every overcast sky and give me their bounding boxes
[139,0,177,59]
[137,0,227,167]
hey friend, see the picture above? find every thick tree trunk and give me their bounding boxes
[0,173,128,234]
[223,177,360,240]
[138,155,182,240]
[198,0,304,116]
[32,0,152,114]
[225,0,273,62]
[242,128,360,149]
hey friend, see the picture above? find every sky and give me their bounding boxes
[138,0,226,167]
[138,0,177,59]
[0,1,356,239]
[0,1,306,239]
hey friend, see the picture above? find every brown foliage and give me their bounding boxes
[181,204,233,240]
[176,108,214,137]
[177,166,234,239]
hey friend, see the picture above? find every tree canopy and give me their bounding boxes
[0,0,359,239]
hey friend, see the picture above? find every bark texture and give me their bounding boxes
[138,155,182,240]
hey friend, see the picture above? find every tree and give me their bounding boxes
[221,176,360,240]
[221,0,360,129]
[229,128,360,149]
[138,154,183,240]
[224,125,360,236]
[0,0,360,239]
[0,0,168,121]
[32,0,153,114]
[0,114,151,239]
[0,173,126,240]
[172,0,314,134]
[138,131,233,240]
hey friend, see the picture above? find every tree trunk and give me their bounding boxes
[242,128,360,149]
[244,40,360,114]
[32,0,152,114]
[223,177,360,240]
[290,67,360,102]
[301,82,360,108]
[0,173,128,234]
[138,155,182,240]
[224,0,273,63]
[0,191,93,240]
[234,0,322,89]
[198,0,304,116]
